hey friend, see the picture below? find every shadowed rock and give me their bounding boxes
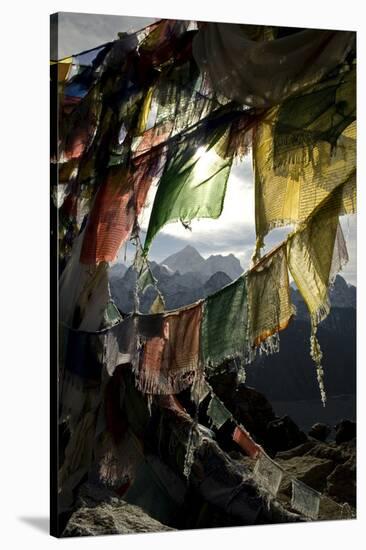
[308,423,332,442]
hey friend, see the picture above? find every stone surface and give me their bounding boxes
[335,420,356,444]
[305,440,354,464]
[276,456,335,495]
[266,415,308,455]
[326,458,356,506]
[308,423,332,442]
[276,441,316,460]
[62,484,175,537]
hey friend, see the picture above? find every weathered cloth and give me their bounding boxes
[201,275,248,368]
[138,19,190,68]
[287,186,350,404]
[156,395,191,419]
[59,84,102,162]
[287,186,349,328]
[247,244,294,351]
[207,395,232,430]
[136,303,203,394]
[60,232,107,330]
[273,66,356,169]
[193,23,355,107]
[61,43,112,104]
[102,316,137,376]
[149,293,166,314]
[97,430,143,487]
[137,313,165,339]
[78,122,171,265]
[59,231,122,331]
[59,370,100,427]
[51,57,72,83]
[79,166,135,264]
[191,376,211,405]
[253,115,356,252]
[143,121,233,252]
[59,410,97,506]
[253,452,283,496]
[233,426,262,460]
[191,438,267,524]
[64,327,105,380]
[291,479,320,520]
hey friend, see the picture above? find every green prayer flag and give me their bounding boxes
[201,275,248,368]
[137,266,156,293]
[207,395,232,429]
[102,301,123,328]
[143,126,233,252]
[191,376,211,405]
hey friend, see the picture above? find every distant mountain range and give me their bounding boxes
[110,245,243,312]
[110,245,356,404]
[110,244,355,315]
[161,244,243,280]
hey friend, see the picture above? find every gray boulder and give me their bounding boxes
[62,484,175,537]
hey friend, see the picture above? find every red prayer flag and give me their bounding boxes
[232,425,262,459]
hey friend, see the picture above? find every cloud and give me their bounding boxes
[57,12,156,58]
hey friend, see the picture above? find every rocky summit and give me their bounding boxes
[63,385,356,535]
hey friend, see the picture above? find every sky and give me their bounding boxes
[56,12,357,286]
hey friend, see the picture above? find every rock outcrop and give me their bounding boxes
[335,420,356,444]
[63,484,175,537]
[308,423,332,442]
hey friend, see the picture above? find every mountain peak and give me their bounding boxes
[203,271,232,297]
[330,274,356,308]
[161,245,243,279]
[203,253,243,280]
[291,274,356,316]
[162,245,205,274]
[182,244,201,253]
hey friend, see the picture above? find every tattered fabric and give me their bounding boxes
[201,275,248,368]
[143,119,233,252]
[253,452,283,496]
[79,166,135,264]
[232,426,262,460]
[253,113,356,252]
[136,303,203,394]
[59,231,121,331]
[273,66,356,169]
[59,410,97,501]
[59,370,100,427]
[102,316,137,376]
[287,186,350,403]
[59,84,102,162]
[247,244,294,352]
[287,186,349,330]
[191,376,211,406]
[291,479,320,520]
[64,327,105,380]
[193,23,355,107]
[97,430,143,487]
[207,396,232,430]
